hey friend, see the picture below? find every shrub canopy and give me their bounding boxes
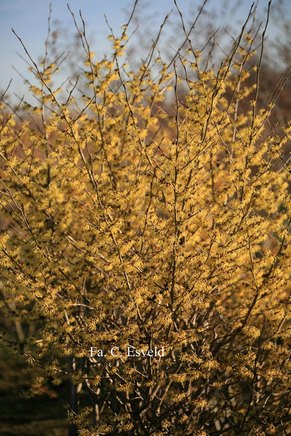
[0,2,290,434]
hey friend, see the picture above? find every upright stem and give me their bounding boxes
[68,356,78,436]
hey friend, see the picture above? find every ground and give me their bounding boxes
[0,345,67,436]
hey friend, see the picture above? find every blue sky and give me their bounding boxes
[0,0,289,101]
[0,0,131,98]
